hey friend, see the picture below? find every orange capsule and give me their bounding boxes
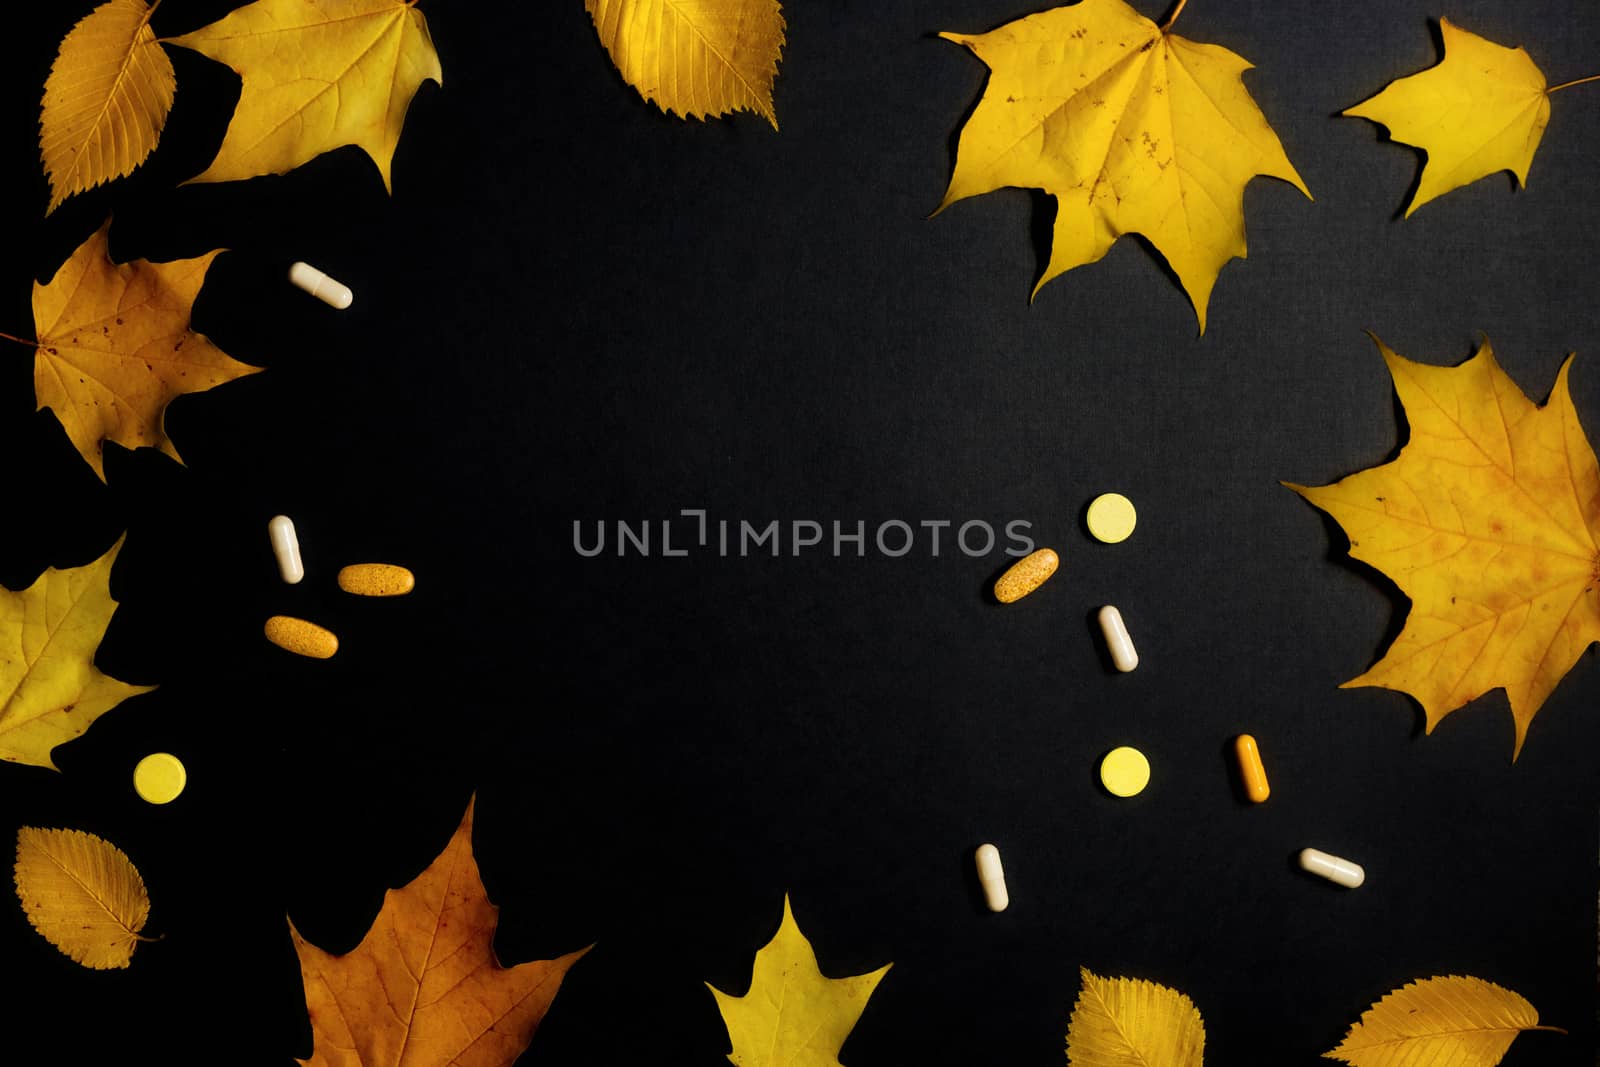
[1234,734,1270,803]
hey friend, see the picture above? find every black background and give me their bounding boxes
[1,1,1597,1064]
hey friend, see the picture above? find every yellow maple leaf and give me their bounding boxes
[1326,975,1565,1067]
[1344,19,1600,217]
[40,0,175,214]
[29,220,260,480]
[586,0,786,128]
[707,895,890,1067]
[14,826,152,969]
[1286,336,1600,760]
[938,0,1310,333]
[168,0,441,190]
[0,536,153,771]
[290,796,588,1067]
[1065,967,1205,1067]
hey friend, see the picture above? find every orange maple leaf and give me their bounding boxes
[1288,337,1600,759]
[290,797,588,1066]
[30,221,260,480]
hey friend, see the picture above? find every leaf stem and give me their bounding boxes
[1548,74,1600,94]
[1160,0,1189,31]
[1528,1025,1569,1035]
[0,330,37,348]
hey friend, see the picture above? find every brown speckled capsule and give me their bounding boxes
[993,548,1059,603]
[336,563,415,597]
[265,615,338,659]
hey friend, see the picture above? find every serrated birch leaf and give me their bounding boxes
[40,0,176,213]
[1065,967,1204,1067]
[1286,336,1600,759]
[291,796,588,1067]
[708,895,890,1067]
[32,220,260,480]
[168,0,441,190]
[937,0,1310,333]
[587,0,785,127]
[14,827,151,969]
[0,536,153,771]
[1326,975,1564,1067]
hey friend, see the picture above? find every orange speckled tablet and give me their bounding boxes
[265,615,338,658]
[337,563,415,597]
[993,548,1059,603]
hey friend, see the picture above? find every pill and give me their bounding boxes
[1299,847,1365,888]
[994,548,1059,603]
[265,615,338,659]
[288,261,354,310]
[1097,605,1138,672]
[1099,746,1150,797]
[974,843,1009,912]
[337,563,415,597]
[268,514,304,584]
[1234,734,1270,803]
[132,752,186,804]
[1086,492,1137,543]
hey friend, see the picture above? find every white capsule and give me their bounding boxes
[1299,847,1365,888]
[974,843,1009,912]
[288,261,354,310]
[1098,605,1138,672]
[268,515,304,584]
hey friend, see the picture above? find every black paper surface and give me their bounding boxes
[1,2,1596,1064]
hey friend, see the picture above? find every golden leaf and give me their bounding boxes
[707,895,890,1067]
[1286,337,1600,759]
[586,0,785,128]
[14,827,151,969]
[1065,967,1205,1067]
[291,796,588,1067]
[1343,19,1559,217]
[937,0,1310,333]
[32,220,260,480]
[40,0,175,213]
[0,536,153,771]
[1326,975,1565,1067]
[168,0,441,190]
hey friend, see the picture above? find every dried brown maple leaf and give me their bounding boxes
[290,796,588,1066]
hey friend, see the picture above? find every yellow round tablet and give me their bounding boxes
[133,752,187,805]
[1099,746,1150,797]
[1086,493,1137,544]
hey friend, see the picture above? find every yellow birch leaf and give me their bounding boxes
[707,895,890,1067]
[1286,336,1600,760]
[0,536,153,771]
[40,0,176,214]
[31,220,260,481]
[167,0,442,190]
[291,796,589,1067]
[1343,19,1555,217]
[14,827,151,969]
[586,0,785,128]
[1065,967,1205,1067]
[1326,975,1565,1067]
[938,0,1310,333]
